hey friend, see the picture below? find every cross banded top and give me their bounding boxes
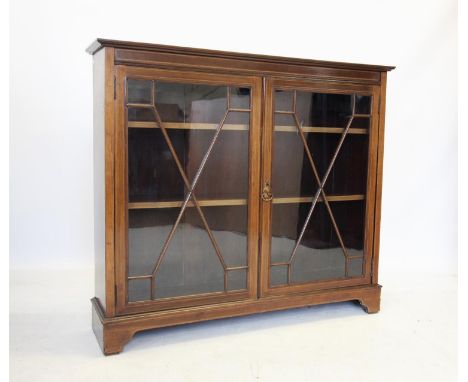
[86,38,395,73]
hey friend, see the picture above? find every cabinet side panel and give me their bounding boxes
[372,72,388,284]
[93,49,107,310]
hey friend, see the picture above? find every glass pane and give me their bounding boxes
[309,134,369,195]
[128,124,249,202]
[129,205,247,299]
[229,87,250,109]
[127,79,152,104]
[154,207,224,299]
[331,200,365,258]
[126,80,251,303]
[128,279,151,302]
[227,269,247,291]
[272,125,318,198]
[272,130,369,197]
[351,117,370,129]
[296,92,352,127]
[270,89,370,286]
[293,92,372,129]
[270,265,288,286]
[156,82,227,123]
[274,112,295,128]
[193,127,249,200]
[275,90,294,112]
[348,258,364,277]
[129,205,248,275]
[128,128,184,203]
[204,205,248,267]
[355,95,372,114]
[128,107,154,121]
[271,203,345,283]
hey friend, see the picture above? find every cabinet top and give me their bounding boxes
[86,38,395,73]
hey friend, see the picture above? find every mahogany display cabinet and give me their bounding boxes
[87,38,394,355]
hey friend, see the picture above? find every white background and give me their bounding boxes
[9,0,459,381]
[10,0,457,274]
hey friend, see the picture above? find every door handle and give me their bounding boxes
[262,181,273,202]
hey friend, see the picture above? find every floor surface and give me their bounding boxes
[10,269,457,382]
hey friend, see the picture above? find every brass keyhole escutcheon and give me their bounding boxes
[262,181,273,202]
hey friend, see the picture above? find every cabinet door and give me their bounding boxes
[260,78,380,297]
[114,67,261,314]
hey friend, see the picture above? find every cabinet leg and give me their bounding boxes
[357,293,381,314]
[91,298,136,355]
[102,327,136,355]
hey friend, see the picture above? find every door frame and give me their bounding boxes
[259,76,381,297]
[114,65,262,315]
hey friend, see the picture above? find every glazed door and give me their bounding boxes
[114,66,261,315]
[260,78,380,297]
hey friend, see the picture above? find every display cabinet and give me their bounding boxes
[87,39,393,355]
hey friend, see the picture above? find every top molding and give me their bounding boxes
[86,38,395,73]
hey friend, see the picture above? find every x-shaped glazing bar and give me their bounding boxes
[287,94,356,281]
[289,92,353,277]
[150,85,231,282]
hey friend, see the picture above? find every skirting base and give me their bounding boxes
[91,283,381,355]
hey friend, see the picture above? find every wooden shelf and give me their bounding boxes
[128,194,364,209]
[129,199,248,209]
[128,121,249,131]
[273,194,365,204]
[274,126,368,134]
[353,114,371,118]
[127,103,153,108]
[128,121,367,134]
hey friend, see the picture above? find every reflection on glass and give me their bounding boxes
[130,207,223,299]
[270,201,365,285]
[128,128,249,202]
[230,87,251,109]
[156,82,227,123]
[128,107,154,121]
[355,95,371,114]
[129,205,248,299]
[295,92,352,127]
[270,89,370,287]
[128,128,184,203]
[272,131,369,197]
[275,90,294,111]
[227,269,247,291]
[127,79,152,104]
[128,279,151,302]
[273,91,372,128]
[348,258,364,277]
[270,265,288,286]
